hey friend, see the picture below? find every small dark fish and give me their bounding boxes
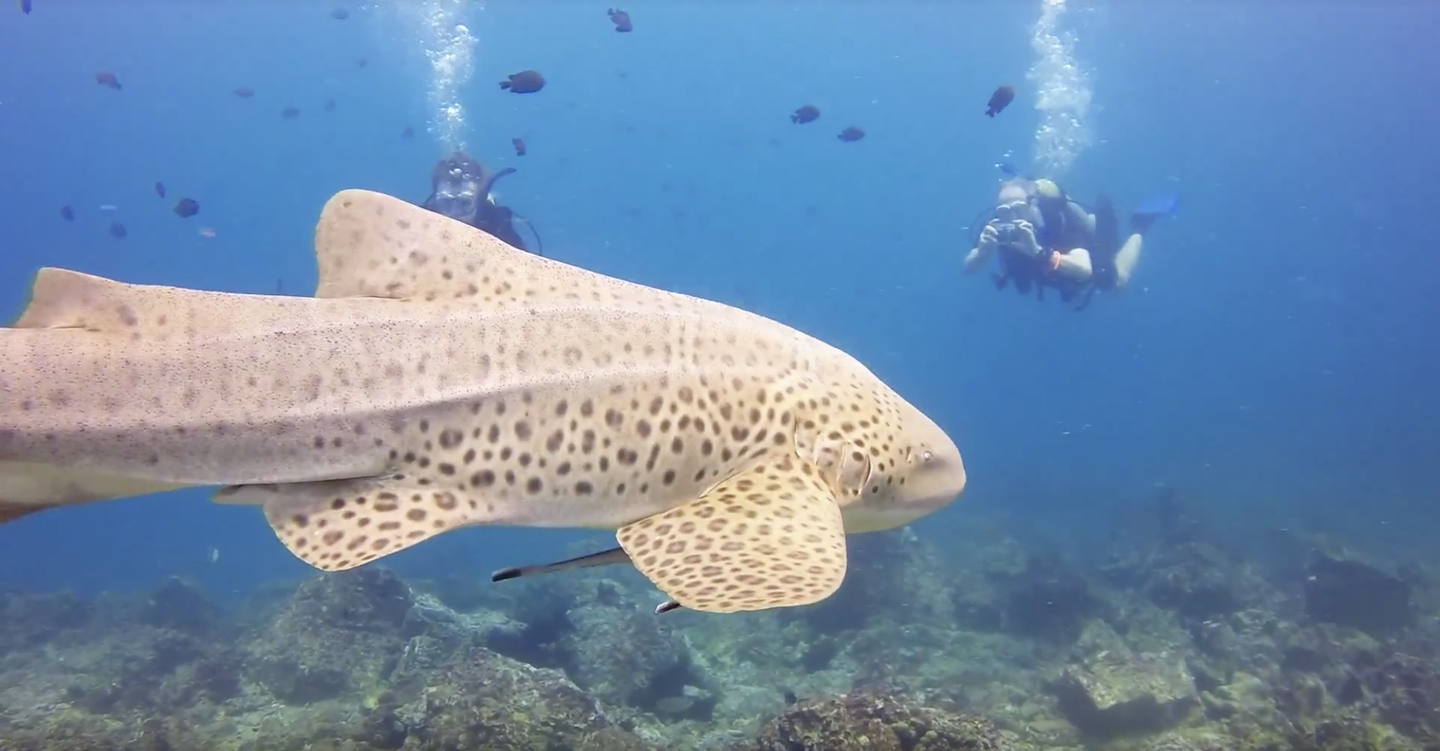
[19,0,32,14]
[329,7,349,20]
[173,198,200,218]
[512,137,527,156]
[323,98,336,112]
[401,125,414,139]
[281,106,300,119]
[108,221,127,240]
[232,86,255,98]
[783,690,798,706]
[986,85,1015,118]
[790,104,819,125]
[94,71,122,90]
[837,126,865,142]
[154,181,166,198]
[607,8,632,32]
[499,70,545,94]
[59,205,74,222]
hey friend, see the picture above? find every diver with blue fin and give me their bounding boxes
[421,151,544,256]
[963,169,1176,310]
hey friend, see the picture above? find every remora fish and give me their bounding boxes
[0,189,966,614]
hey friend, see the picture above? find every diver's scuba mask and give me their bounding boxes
[969,178,1067,250]
[995,194,1065,243]
[432,165,482,222]
[993,200,1032,225]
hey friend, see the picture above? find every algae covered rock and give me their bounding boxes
[140,576,219,636]
[399,643,662,751]
[1351,651,1440,743]
[246,568,413,704]
[564,594,706,715]
[0,590,92,649]
[994,551,1102,642]
[783,528,953,636]
[746,692,1014,751]
[1051,621,1198,737]
[1304,554,1414,637]
[1284,714,1420,751]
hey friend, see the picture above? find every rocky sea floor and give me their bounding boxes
[2,490,1437,751]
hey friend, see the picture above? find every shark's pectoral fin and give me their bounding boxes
[216,477,504,572]
[616,455,848,614]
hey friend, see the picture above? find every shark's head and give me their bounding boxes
[855,396,966,531]
[805,374,966,534]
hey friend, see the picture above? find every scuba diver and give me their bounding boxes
[421,151,543,256]
[962,174,1176,310]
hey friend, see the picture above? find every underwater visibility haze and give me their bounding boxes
[1,1,1439,749]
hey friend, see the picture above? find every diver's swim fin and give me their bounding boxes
[1131,193,1178,234]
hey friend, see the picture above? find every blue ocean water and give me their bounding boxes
[0,0,1435,604]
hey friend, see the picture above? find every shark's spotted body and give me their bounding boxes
[0,189,966,613]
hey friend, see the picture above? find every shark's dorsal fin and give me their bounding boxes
[313,189,617,308]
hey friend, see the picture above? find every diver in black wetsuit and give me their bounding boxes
[421,151,543,256]
[963,177,1176,310]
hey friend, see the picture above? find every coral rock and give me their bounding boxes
[1051,622,1199,737]
[1304,554,1414,637]
[747,692,1013,751]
